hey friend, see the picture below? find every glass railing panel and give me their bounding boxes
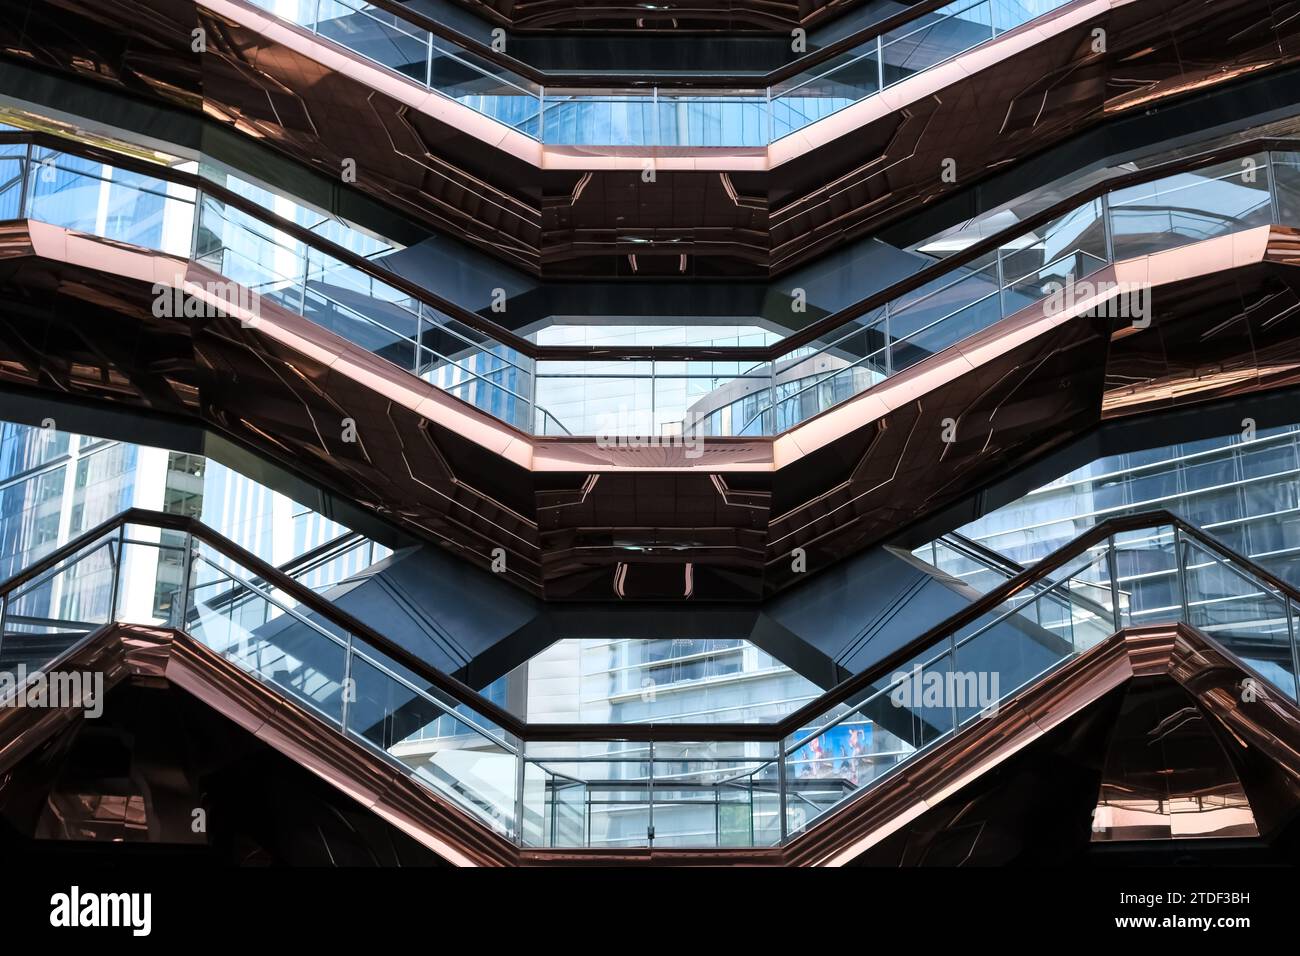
[992,0,1066,32]
[761,311,886,433]
[655,94,768,148]
[785,650,953,833]
[887,262,1002,372]
[183,546,350,726]
[1003,248,1109,314]
[881,0,993,87]
[540,93,658,146]
[522,761,589,847]
[769,359,885,433]
[0,535,115,675]
[26,148,195,257]
[1108,153,1274,259]
[304,284,419,368]
[769,41,881,140]
[196,194,307,314]
[1111,524,1181,627]
[315,0,431,84]
[652,361,771,439]
[999,197,1107,288]
[430,50,542,135]
[111,527,189,628]
[1271,150,1300,223]
[373,642,514,743]
[347,647,519,834]
[246,0,1071,147]
[0,148,25,220]
[533,361,654,436]
[951,559,1111,722]
[892,288,1002,372]
[420,311,539,420]
[648,743,778,848]
[523,741,652,847]
[1179,535,1299,699]
[418,340,536,431]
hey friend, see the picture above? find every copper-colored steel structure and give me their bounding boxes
[3,0,1298,275]
[0,211,1298,598]
[5,618,1297,865]
[435,0,880,31]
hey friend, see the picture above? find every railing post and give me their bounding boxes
[646,737,655,846]
[298,248,311,317]
[1286,597,1300,703]
[340,633,353,733]
[108,524,125,623]
[1106,534,1122,634]
[876,33,884,91]
[767,359,777,435]
[190,189,204,262]
[538,85,545,143]
[883,303,893,377]
[411,306,423,377]
[1173,525,1192,623]
[425,32,433,89]
[777,746,789,843]
[1267,151,1282,225]
[765,86,773,146]
[17,143,31,220]
[1100,192,1115,265]
[948,628,959,733]
[995,245,1006,320]
[514,746,526,846]
[652,87,660,148]
[177,530,194,630]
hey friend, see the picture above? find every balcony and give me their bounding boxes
[5,507,1299,857]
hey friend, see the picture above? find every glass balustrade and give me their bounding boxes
[7,141,1300,438]
[742,151,1296,436]
[2,512,1296,847]
[241,0,1072,147]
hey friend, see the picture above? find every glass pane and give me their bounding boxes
[524,741,649,847]
[1180,536,1298,699]
[348,650,518,834]
[0,538,114,674]
[1108,155,1273,259]
[785,650,954,834]
[183,552,348,726]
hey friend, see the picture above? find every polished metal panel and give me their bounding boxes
[2,220,1300,597]
[3,0,1298,276]
[1092,675,1260,841]
[3,506,1300,862]
[6,620,1290,864]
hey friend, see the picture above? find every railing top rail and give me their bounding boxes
[6,130,1294,372]
[5,506,1287,743]
[304,0,964,90]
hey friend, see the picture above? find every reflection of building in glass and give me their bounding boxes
[920,422,1300,690]
[0,421,385,627]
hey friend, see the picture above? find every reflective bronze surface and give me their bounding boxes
[1,221,1300,598]
[6,621,1295,865]
[2,0,1298,276]
[782,624,1300,866]
[437,0,872,31]
[0,624,519,865]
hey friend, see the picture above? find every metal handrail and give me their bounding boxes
[7,505,1297,847]
[6,506,1296,745]
[5,130,1293,368]
[290,0,964,91]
